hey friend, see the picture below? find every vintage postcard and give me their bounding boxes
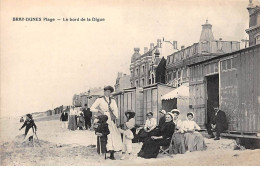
[1,0,260,166]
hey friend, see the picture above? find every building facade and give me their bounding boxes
[165,20,240,88]
[130,39,175,88]
[114,72,131,93]
[246,0,260,46]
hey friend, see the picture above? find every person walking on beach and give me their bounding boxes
[19,114,37,143]
[82,104,92,130]
[91,85,122,160]
[60,110,68,129]
[68,106,77,131]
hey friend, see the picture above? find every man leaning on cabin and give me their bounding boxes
[207,101,228,140]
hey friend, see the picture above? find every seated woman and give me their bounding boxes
[182,112,206,152]
[169,109,186,154]
[137,113,175,159]
[137,112,157,142]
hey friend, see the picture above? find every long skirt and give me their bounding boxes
[104,112,122,151]
[169,133,185,154]
[184,132,206,152]
[138,138,171,159]
[68,115,77,130]
[23,128,34,142]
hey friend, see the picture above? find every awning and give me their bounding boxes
[161,85,189,100]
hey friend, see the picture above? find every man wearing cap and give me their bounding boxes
[91,85,122,160]
[82,104,92,130]
[207,102,228,140]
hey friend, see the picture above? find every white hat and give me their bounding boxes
[160,110,166,115]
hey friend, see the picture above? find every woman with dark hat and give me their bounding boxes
[182,112,206,152]
[137,112,157,142]
[125,110,137,142]
[91,85,122,160]
[137,113,175,159]
[125,110,135,129]
[19,114,37,142]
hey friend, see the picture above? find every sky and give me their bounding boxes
[0,0,251,117]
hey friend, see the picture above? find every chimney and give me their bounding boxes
[150,43,154,50]
[144,47,148,53]
[157,39,162,48]
[173,41,178,49]
[118,72,123,78]
[134,48,140,53]
[181,45,185,50]
[199,19,214,42]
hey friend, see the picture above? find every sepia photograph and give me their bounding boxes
[0,0,260,166]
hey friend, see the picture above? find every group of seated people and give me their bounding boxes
[136,109,206,159]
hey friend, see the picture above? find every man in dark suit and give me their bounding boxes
[82,104,92,130]
[60,110,68,129]
[211,102,228,140]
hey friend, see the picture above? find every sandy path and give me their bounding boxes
[1,116,260,166]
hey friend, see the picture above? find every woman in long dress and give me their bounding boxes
[68,106,77,130]
[19,114,37,143]
[182,112,206,152]
[137,112,157,142]
[137,113,175,159]
[91,85,122,160]
[169,109,186,154]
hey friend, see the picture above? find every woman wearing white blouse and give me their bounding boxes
[90,86,122,160]
[144,112,157,132]
[137,112,157,142]
[182,112,206,152]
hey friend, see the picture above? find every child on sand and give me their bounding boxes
[118,121,134,160]
[93,115,110,159]
[19,114,37,144]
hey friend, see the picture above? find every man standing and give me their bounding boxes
[60,110,68,129]
[208,102,228,140]
[91,85,122,160]
[82,104,92,130]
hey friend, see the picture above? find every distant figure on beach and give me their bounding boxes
[20,117,24,123]
[19,114,37,143]
[60,110,68,129]
[82,104,92,130]
[68,106,77,131]
[91,85,122,160]
[78,113,85,130]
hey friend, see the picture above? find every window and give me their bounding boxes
[142,78,145,86]
[173,71,176,79]
[136,68,139,76]
[136,80,139,87]
[177,70,181,79]
[221,58,233,71]
[255,34,260,45]
[142,65,145,73]
[214,63,218,73]
[221,60,227,70]
[227,59,231,69]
